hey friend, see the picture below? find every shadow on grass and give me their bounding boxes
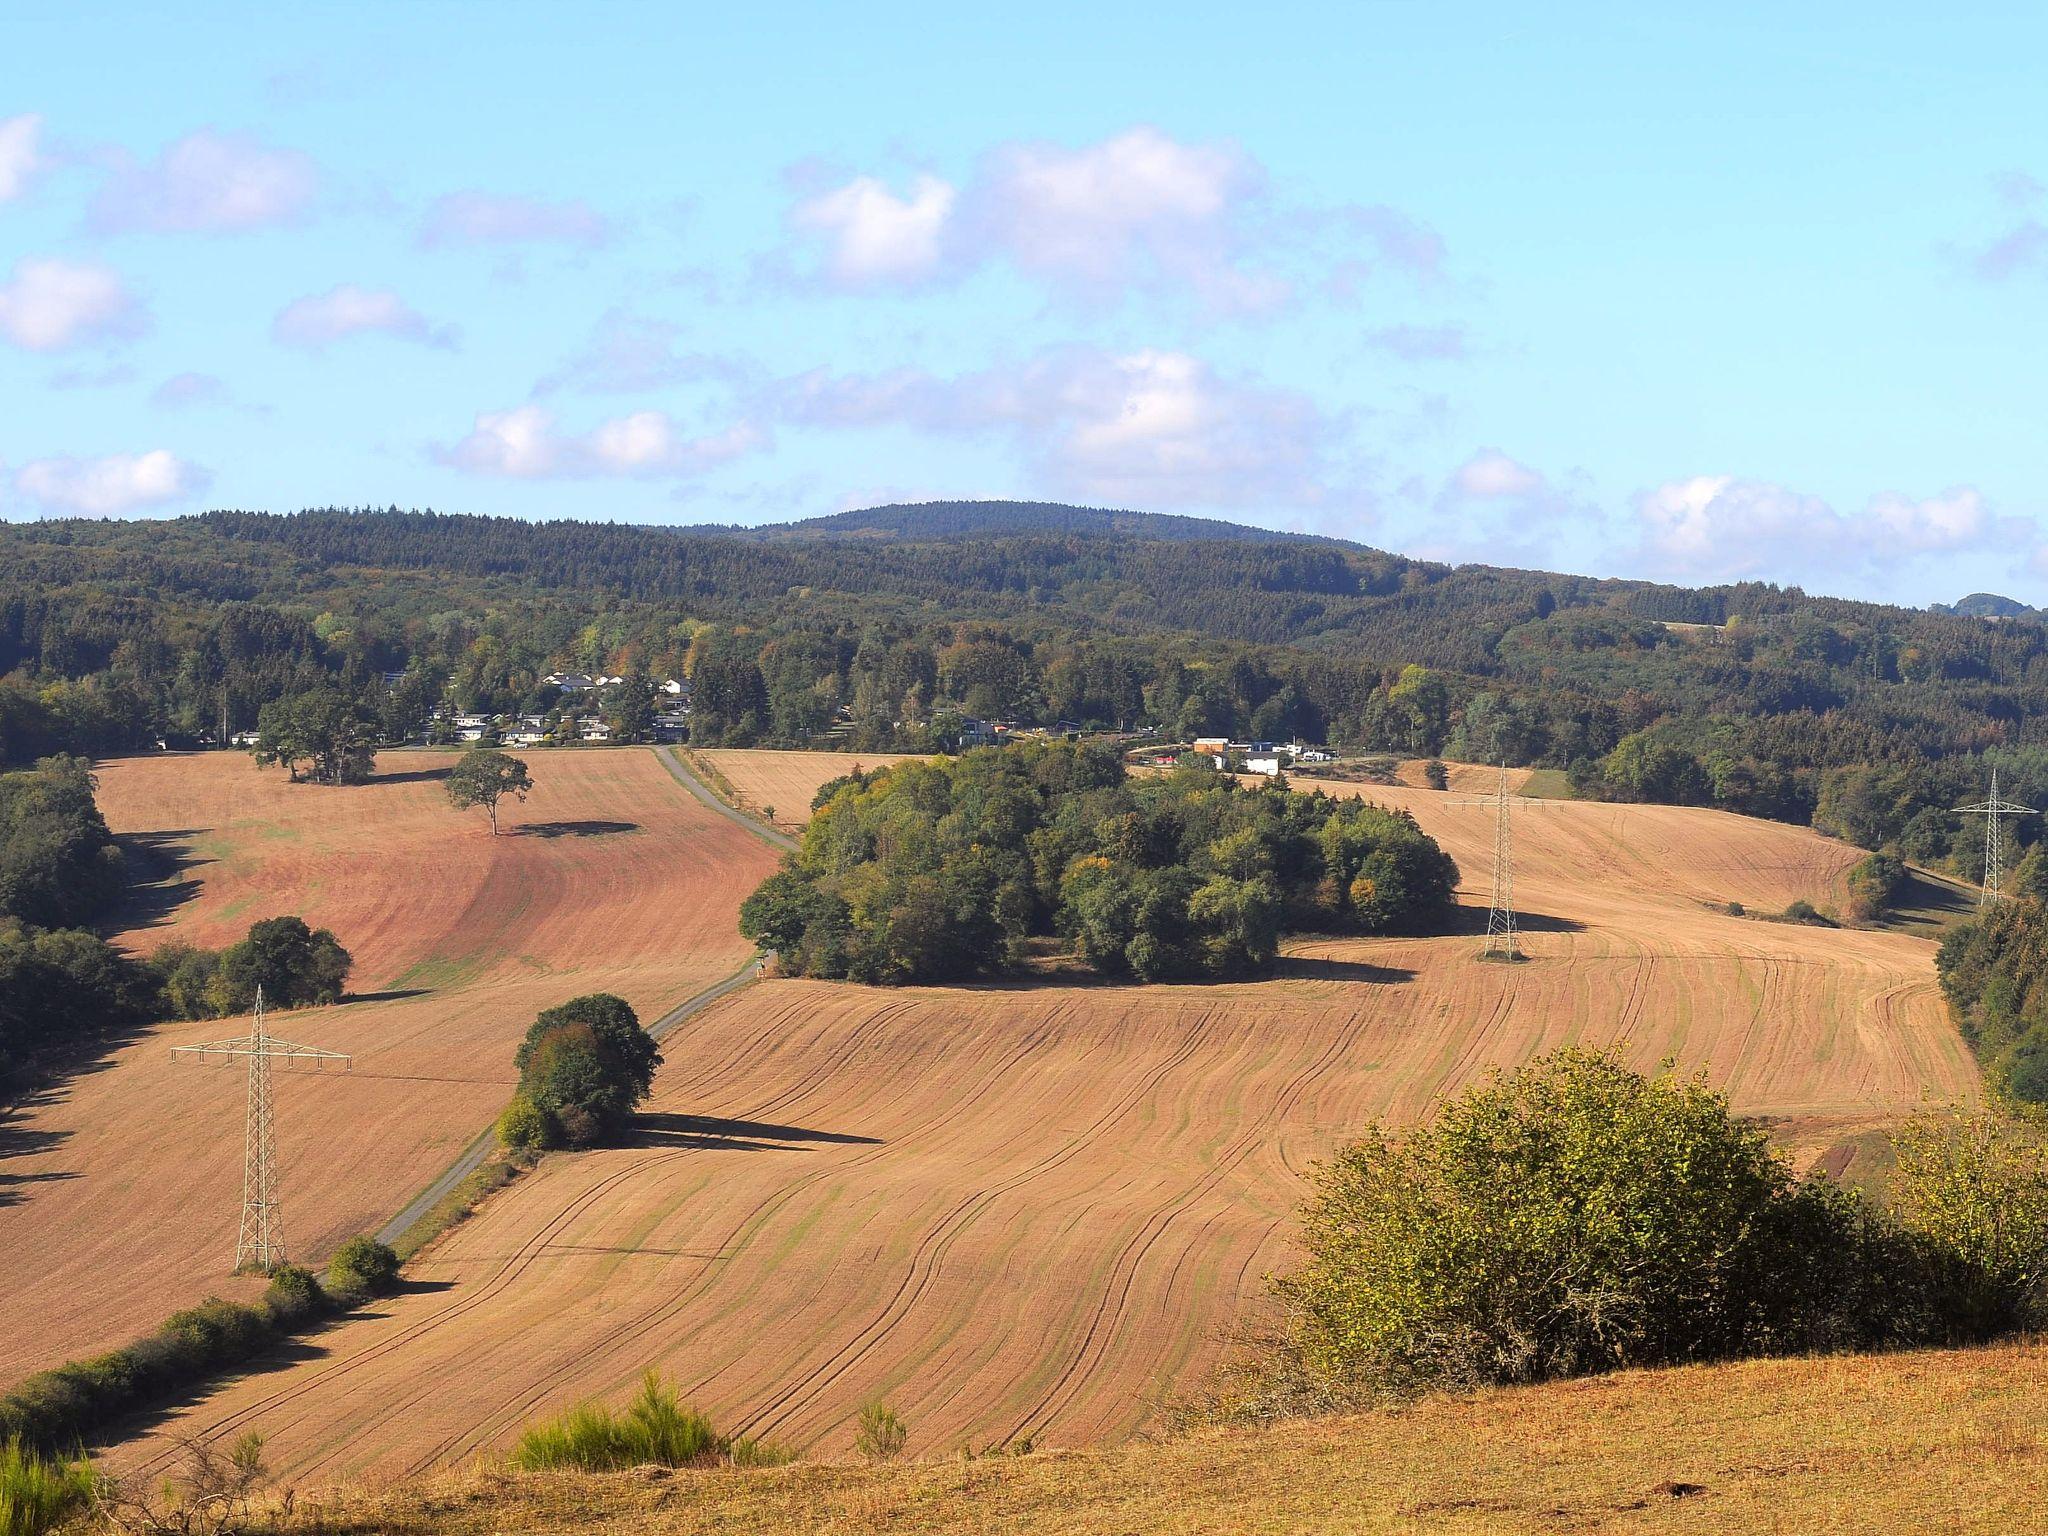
[517,819,641,839]
[342,988,432,1005]
[624,1113,883,1152]
[374,765,453,785]
[1446,905,1586,936]
[113,829,213,932]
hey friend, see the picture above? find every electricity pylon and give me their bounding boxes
[1956,769,2035,909]
[1451,762,1530,961]
[172,986,351,1273]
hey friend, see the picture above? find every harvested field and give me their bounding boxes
[0,748,776,1382]
[697,748,924,832]
[109,775,1977,1484]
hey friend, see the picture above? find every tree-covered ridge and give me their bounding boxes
[4,504,2048,870]
[0,755,124,929]
[739,742,1457,985]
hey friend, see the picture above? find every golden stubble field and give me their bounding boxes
[0,748,777,1383]
[103,752,1978,1486]
[697,747,923,832]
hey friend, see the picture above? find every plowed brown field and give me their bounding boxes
[698,748,922,831]
[1,749,776,1382]
[106,765,1977,1484]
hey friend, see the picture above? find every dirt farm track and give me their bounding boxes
[0,748,777,1383]
[57,749,1977,1485]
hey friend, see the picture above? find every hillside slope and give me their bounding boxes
[289,1339,2048,1536]
[103,773,1974,1483]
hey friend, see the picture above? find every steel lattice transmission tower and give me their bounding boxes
[1451,762,1530,962]
[172,986,351,1272]
[1956,769,2035,909]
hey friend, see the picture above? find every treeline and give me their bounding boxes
[6,506,2048,880]
[0,755,351,1085]
[1937,899,2048,1104]
[740,743,1456,984]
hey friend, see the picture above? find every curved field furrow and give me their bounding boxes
[98,759,1980,1481]
[1,748,777,1383]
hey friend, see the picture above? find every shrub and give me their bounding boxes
[511,1373,749,1471]
[1267,1049,1897,1406]
[513,995,661,1143]
[326,1236,400,1297]
[854,1400,908,1463]
[0,1437,99,1536]
[262,1265,326,1327]
[1782,899,1825,924]
[496,1094,554,1152]
[1845,852,1908,923]
[1422,760,1449,791]
[1888,1105,2048,1338]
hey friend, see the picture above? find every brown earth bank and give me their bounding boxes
[260,1339,2048,1536]
[0,748,777,1382]
[101,758,1976,1484]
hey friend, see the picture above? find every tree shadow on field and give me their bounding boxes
[341,988,431,1005]
[518,819,641,839]
[1271,956,1419,985]
[624,1113,883,1152]
[1446,905,1585,936]
[374,765,453,785]
[113,829,212,931]
[0,1113,76,1209]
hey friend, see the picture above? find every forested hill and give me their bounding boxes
[738,499,1334,545]
[5,502,2048,877]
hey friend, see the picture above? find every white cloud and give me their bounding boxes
[419,192,609,248]
[15,450,209,516]
[151,372,228,409]
[785,126,1438,313]
[792,174,955,286]
[1634,476,2000,581]
[534,309,749,395]
[0,114,44,201]
[435,405,763,479]
[89,128,316,233]
[780,345,1345,509]
[272,284,456,350]
[1452,449,1544,499]
[0,258,144,351]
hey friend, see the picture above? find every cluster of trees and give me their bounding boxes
[154,916,352,1021]
[741,743,1457,985]
[7,505,2048,890]
[1937,899,2048,1104]
[497,994,662,1149]
[1253,1050,2048,1413]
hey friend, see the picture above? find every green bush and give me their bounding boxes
[513,995,660,1144]
[1845,852,1907,923]
[0,1438,99,1536]
[510,1373,764,1471]
[1888,1105,2048,1338]
[1937,899,2048,1105]
[326,1236,400,1297]
[1268,1049,1904,1405]
[853,1400,908,1463]
[496,1094,554,1152]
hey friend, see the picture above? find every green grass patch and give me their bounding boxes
[1517,768,1575,800]
[511,1373,789,1472]
[0,1439,98,1536]
[390,1155,524,1265]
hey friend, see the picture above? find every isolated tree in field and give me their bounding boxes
[513,993,662,1144]
[446,748,533,834]
[251,688,379,785]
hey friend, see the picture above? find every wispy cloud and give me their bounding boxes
[419,191,610,249]
[14,449,210,516]
[534,309,750,395]
[0,257,145,351]
[1364,323,1468,361]
[0,113,44,202]
[783,125,1442,315]
[272,284,457,350]
[434,404,764,479]
[88,128,317,233]
[1634,476,1998,581]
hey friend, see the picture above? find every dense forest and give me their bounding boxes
[1937,898,2048,1105]
[3,501,2047,882]
[740,742,1457,984]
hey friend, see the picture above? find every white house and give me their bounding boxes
[1245,754,1285,776]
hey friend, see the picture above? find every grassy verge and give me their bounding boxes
[261,1339,2048,1536]
[390,1155,529,1265]
[674,748,785,835]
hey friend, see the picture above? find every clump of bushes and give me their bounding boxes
[1845,852,1908,923]
[1252,1050,2048,1416]
[510,994,662,1148]
[153,915,353,1022]
[742,742,1457,986]
[0,1239,396,1455]
[325,1237,400,1301]
[1937,898,2048,1105]
[511,1372,786,1471]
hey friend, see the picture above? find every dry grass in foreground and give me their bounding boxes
[290,1339,2045,1536]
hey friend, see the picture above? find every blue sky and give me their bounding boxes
[4,2,2046,604]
